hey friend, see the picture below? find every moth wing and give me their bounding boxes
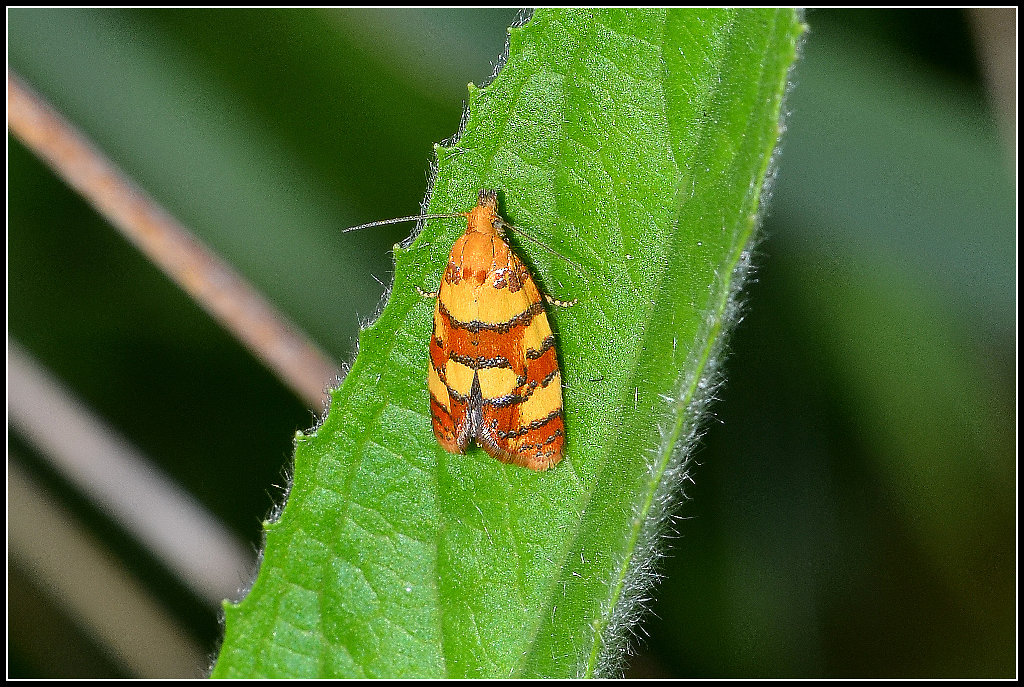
[476,306,565,470]
[429,290,471,454]
[470,249,565,471]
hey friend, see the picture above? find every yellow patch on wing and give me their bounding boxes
[517,371,563,423]
[472,282,537,326]
[428,363,450,410]
[522,313,554,354]
[444,358,475,397]
[432,308,444,342]
[477,366,519,400]
[439,279,478,325]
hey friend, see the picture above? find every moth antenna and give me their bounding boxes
[343,213,465,233]
[503,222,583,274]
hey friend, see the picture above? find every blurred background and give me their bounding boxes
[7,8,1015,678]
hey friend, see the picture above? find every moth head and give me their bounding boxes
[477,189,499,209]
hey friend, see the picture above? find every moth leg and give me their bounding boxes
[416,285,438,300]
[544,293,577,308]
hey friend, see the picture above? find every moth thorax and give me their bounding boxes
[465,204,502,237]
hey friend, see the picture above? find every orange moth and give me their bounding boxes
[347,189,572,470]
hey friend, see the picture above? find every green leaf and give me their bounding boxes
[212,8,802,678]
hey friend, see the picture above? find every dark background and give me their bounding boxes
[8,9,1015,678]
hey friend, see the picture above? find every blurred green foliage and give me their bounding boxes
[7,8,1014,678]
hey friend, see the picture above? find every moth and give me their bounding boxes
[347,189,573,470]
